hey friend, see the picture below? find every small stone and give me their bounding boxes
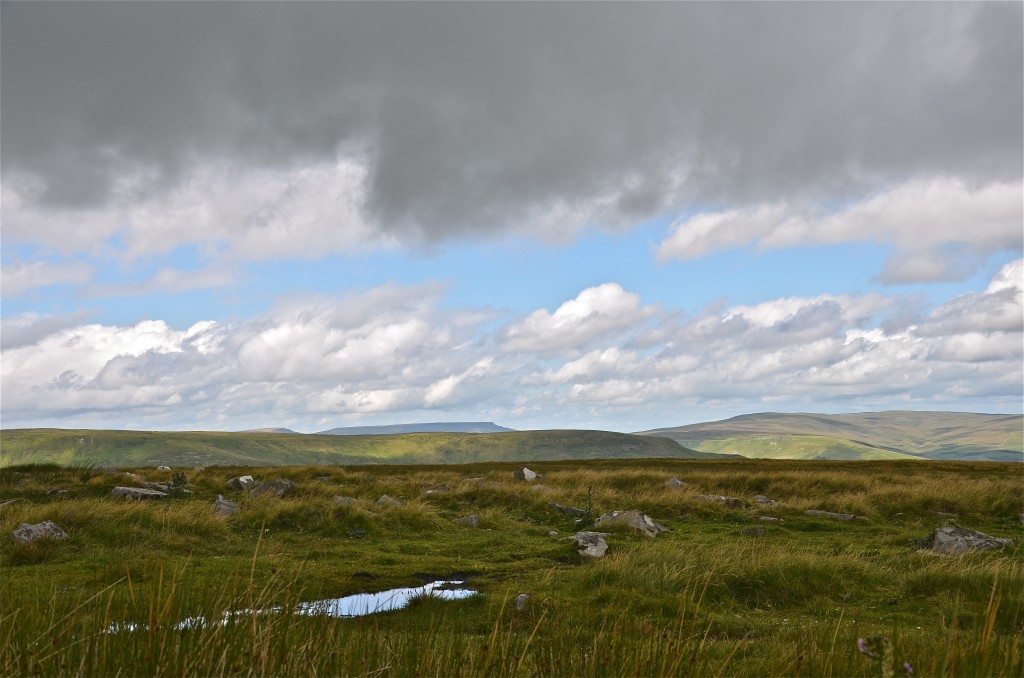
[249,478,296,498]
[548,530,559,536]
[333,495,358,507]
[930,526,1013,555]
[514,593,529,612]
[697,495,745,508]
[193,466,205,472]
[0,499,22,509]
[666,478,687,489]
[758,516,782,522]
[550,502,588,518]
[45,489,70,496]
[111,486,167,500]
[11,520,68,545]
[804,509,863,521]
[213,495,240,517]
[572,531,610,558]
[595,510,666,537]
[421,483,450,494]
[453,514,482,528]
[156,465,171,471]
[314,476,331,482]
[227,475,259,491]
[513,467,541,482]
[754,495,776,505]
[743,526,767,537]
[376,494,403,508]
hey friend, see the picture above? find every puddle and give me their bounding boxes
[105,580,477,633]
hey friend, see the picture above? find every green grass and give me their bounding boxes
[1,458,1022,676]
[0,428,716,468]
[640,411,1024,460]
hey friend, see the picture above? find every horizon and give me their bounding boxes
[2,2,1022,434]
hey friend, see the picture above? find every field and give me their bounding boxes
[1,458,1022,677]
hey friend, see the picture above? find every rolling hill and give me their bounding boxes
[316,422,514,435]
[638,411,1024,461]
[0,428,715,468]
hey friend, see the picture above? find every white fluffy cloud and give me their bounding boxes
[658,179,1023,283]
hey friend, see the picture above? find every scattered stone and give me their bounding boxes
[11,520,68,545]
[548,530,559,536]
[314,476,331,482]
[249,478,296,498]
[421,483,450,493]
[143,482,171,491]
[376,494,403,508]
[1019,511,1024,526]
[122,472,142,481]
[742,526,767,537]
[754,495,776,505]
[212,495,240,517]
[572,531,610,558]
[758,516,782,523]
[193,466,205,472]
[453,514,482,528]
[804,509,863,521]
[930,526,1014,555]
[45,489,70,496]
[595,510,666,537]
[930,510,959,518]
[111,486,168,500]
[227,475,259,491]
[666,478,687,489]
[514,593,529,612]
[465,477,500,488]
[513,467,541,482]
[697,495,745,508]
[156,465,171,471]
[550,502,588,518]
[333,495,358,507]
[0,499,22,509]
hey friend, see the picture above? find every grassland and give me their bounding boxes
[1,458,1022,676]
[640,411,1024,461]
[0,428,713,468]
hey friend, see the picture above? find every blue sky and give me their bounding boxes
[2,2,1021,432]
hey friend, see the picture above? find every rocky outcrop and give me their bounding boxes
[595,510,665,537]
[213,495,240,517]
[550,502,588,518]
[111,486,167,500]
[453,514,482,528]
[930,526,1014,555]
[754,495,776,505]
[227,475,259,491]
[572,531,610,558]
[804,509,863,521]
[11,520,68,545]
[514,467,541,482]
[249,478,295,498]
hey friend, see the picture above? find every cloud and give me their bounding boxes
[657,178,1023,282]
[3,2,1020,255]
[1,259,94,297]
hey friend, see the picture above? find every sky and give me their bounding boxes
[1,2,1022,434]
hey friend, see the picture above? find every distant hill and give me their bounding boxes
[0,428,717,468]
[316,422,514,435]
[638,411,1024,461]
[241,427,300,434]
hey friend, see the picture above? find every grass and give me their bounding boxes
[0,428,715,468]
[1,458,1022,676]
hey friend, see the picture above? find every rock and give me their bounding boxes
[333,495,358,507]
[122,472,142,481]
[11,521,68,545]
[465,477,500,488]
[249,478,295,498]
[45,489,70,496]
[550,502,588,518]
[758,516,782,522]
[212,495,240,517]
[804,509,863,521]
[421,483,450,494]
[156,465,171,471]
[376,495,403,508]
[513,467,541,482]
[754,495,776,505]
[930,526,1014,555]
[453,514,482,528]
[548,530,559,536]
[111,486,168,500]
[314,476,332,482]
[572,531,610,558]
[143,482,171,491]
[227,475,259,491]
[595,510,666,537]
[697,495,745,508]
[514,593,529,612]
[193,466,205,472]
[666,478,687,489]
[742,526,767,537]
[0,499,22,509]
[1020,511,1024,526]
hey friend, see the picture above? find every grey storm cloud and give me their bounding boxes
[3,1,1022,240]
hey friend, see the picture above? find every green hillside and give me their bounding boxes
[639,411,1023,461]
[0,428,714,468]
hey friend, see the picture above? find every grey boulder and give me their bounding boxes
[804,509,863,521]
[227,475,260,491]
[376,495,403,508]
[595,510,666,537]
[156,465,171,471]
[11,520,68,545]
[333,495,358,507]
[453,514,482,528]
[666,478,687,489]
[111,486,167,500]
[930,526,1013,555]
[572,531,611,558]
[513,467,541,482]
[754,495,776,505]
[550,503,588,518]
[697,495,745,508]
[213,495,240,517]
[514,593,530,612]
[249,478,296,498]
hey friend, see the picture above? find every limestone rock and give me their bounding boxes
[513,467,541,482]
[548,530,559,536]
[572,531,610,558]
[156,465,171,471]
[376,495,403,508]
[666,478,687,489]
[333,495,358,507]
[111,486,167,500]
[754,495,776,505]
[930,526,1013,555]
[11,520,68,545]
[453,514,482,528]
[0,499,22,509]
[804,509,862,521]
[45,489,70,496]
[758,516,782,522]
[227,475,259,491]
[193,466,206,472]
[213,495,240,517]
[249,478,295,498]
[595,510,665,537]
[514,593,529,612]
[550,502,588,518]
[697,495,745,508]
